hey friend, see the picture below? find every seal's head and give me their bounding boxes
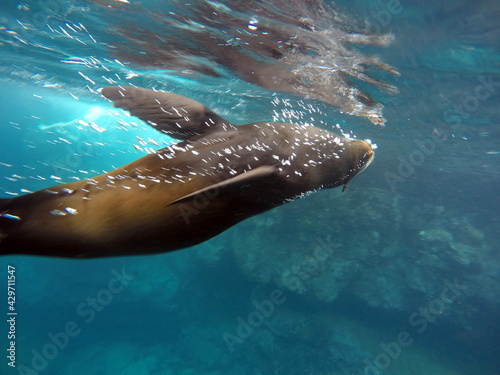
[313,137,374,191]
[349,139,375,175]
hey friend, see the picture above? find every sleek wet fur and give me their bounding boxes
[0,86,374,258]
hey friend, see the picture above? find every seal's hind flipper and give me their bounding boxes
[102,86,233,140]
[169,165,277,206]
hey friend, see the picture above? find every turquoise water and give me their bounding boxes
[0,0,499,374]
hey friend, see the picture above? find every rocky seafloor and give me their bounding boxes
[188,185,500,375]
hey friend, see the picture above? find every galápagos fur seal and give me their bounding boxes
[0,86,374,258]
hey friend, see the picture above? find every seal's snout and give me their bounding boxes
[350,139,375,174]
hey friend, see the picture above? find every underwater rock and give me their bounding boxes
[126,259,181,307]
[419,228,454,243]
[223,186,499,336]
[328,326,373,375]
[231,187,402,303]
[225,296,378,375]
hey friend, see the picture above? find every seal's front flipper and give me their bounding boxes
[102,86,233,140]
[169,165,277,206]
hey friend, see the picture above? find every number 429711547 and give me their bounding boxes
[7,266,15,312]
